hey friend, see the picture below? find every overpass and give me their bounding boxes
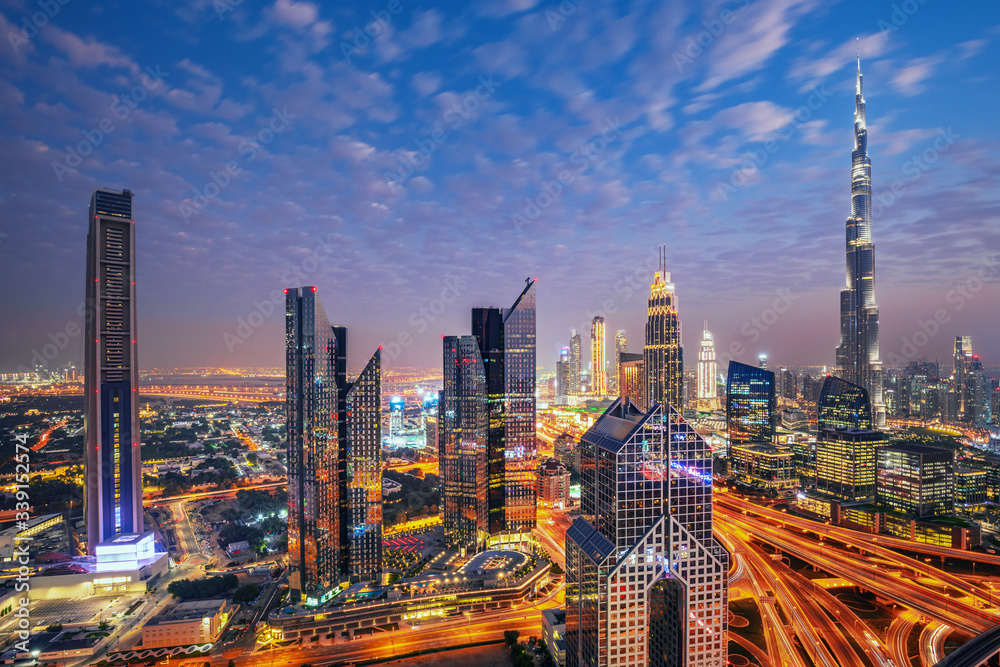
[931,623,1000,667]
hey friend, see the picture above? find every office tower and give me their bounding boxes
[697,323,717,403]
[758,354,767,370]
[955,336,972,420]
[591,316,607,397]
[286,287,340,603]
[389,396,404,436]
[503,279,538,533]
[613,330,627,390]
[876,444,953,517]
[440,336,489,552]
[569,330,582,395]
[782,368,797,400]
[84,187,143,553]
[344,349,382,578]
[618,352,645,410]
[645,245,683,412]
[566,400,727,667]
[286,288,382,603]
[817,375,872,431]
[725,361,777,447]
[449,279,537,546]
[835,55,886,428]
[815,428,887,501]
[967,355,990,424]
[556,348,570,401]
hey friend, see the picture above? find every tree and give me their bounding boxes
[98,620,111,631]
[221,508,242,523]
[504,629,520,648]
[228,660,236,667]
[233,583,260,604]
[46,623,63,633]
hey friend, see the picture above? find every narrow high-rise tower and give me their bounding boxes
[697,322,717,405]
[569,330,582,395]
[84,187,143,554]
[645,245,683,411]
[835,52,885,428]
[591,316,606,397]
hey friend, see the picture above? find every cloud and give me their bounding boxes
[891,56,941,96]
[42,27,134,69]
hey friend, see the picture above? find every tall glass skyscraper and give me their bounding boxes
[645,246,683,412]
[440,335,489,552]
[444,280,537,548]
[286,288,382,604]
[835,54,885,428]
[569,330,582,395]
[618,352,645,411]
[556,347,571,401]
[566,400,728,667]
[85,187,143,553]
[591,316,607,397]
[817,375,872,432]
[726,361,777,446]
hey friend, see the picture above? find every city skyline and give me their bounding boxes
[1,2,999,374]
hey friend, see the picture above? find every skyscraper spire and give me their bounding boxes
[836,52,885,428]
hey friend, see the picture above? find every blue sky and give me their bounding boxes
[0,0,998,375]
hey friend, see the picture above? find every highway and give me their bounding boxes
[886,613,918,667]
[919,622,950,667]
[145,481,285,505]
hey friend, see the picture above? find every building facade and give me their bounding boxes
[84,187,143,554]
[557,348,571,401]
[618,352,645,411]
[835,55,886,427]
[503,280,538,533]
[591,316,607,397]
[816,428,887,501]
[440,335,489,552]
[729,444,797,492]
[876,444,953,517]
[570,331,582,395]
[817,375,872,431]
[566,400,727,667]
[537,459,571,508]
[645,246,683,413]
[725,361,777,448]
[344,350,383,579]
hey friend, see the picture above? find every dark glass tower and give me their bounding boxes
[286,288,382,604]
[818,375,872,431]
[645,246,683,412]
[84,187,143,553]
[569,330,582,395]
[566,400,728,667]
[835,54,885,427]
[443,279,537,549]
[440,335,489,552]
[726,361,777,446]
[345,349,382,579]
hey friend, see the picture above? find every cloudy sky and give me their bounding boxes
[0,0,998,375]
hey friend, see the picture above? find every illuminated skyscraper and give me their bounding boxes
[697,322,717,405]
[645,246,683,412]
[440,335,489,552]
[446,279,537,548]
[835,53,885,428]
[816,428,886,501]
[344,349,383,579]
[591,316,606,397]
[726,361,776,447]
[614,330,627,390]
[569,330,582,395]
[566,400,728,667]
[556,348,570,401]
[618,352,645,411]
[84,187,143,553]
[286,288,382,604]
[817,375,872,431]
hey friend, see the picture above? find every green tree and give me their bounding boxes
[233,583,260,604]
[504,629,520,648]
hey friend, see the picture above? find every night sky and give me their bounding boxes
[1,0,998,375]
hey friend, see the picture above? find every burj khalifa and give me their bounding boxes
[835,52,886,428]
